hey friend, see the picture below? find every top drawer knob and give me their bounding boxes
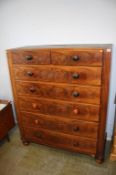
[72,55,80,61]
[72,73,80,79]
[25,55,33,61]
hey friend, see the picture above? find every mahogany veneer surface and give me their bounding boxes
[7,44,112,163]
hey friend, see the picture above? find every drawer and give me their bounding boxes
[51,49,103,66]
[22,112,98,139]
[19,97,100,122]
[16,81,101,105]
[11,49,50,65]
[24,127,97,154]
[14,66,102,86]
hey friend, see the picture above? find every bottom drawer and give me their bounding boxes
[23,127,97,155]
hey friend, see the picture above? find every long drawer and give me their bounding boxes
[51,49,103,66]
[16,81,101,105]
[11,49,50,65]
[13,66,102,86]
[21,112,98,139]
[19,97,100,122]
[24,127,97,154]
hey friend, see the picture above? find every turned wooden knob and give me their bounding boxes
[73,126,80,132]
[72,92,80,97]
[73,109,79,114]
[30,87,36,92]
[35,119,39,124]
[25,55,33,61]
[32,103,37,109]
[27,71,33,76]
[72,55,80,61]
[72,73,80,79]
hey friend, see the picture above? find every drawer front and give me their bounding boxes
[24,127,97,154]
[51,49,103,66]
[14,66,102,86]
[11,49,50,65]
[16,81,101,105]
[19,97,100,122]
[22,112,98,139]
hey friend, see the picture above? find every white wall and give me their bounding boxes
[0,0,116,140]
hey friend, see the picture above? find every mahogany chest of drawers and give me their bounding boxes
[7,44,112,163]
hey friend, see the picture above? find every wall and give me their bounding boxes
[0,0,116,140]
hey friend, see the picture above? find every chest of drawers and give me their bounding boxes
[7,44,112,163]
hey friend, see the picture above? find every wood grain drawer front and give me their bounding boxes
[11,49,50,65]
[19,97,100,122]
[14,66,102,86]
[16,82,101,105]
[22,112,98,139]
[24,127,97,154]
[51,49,103,66]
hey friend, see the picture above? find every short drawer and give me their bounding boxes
[19,97,100,122]
[16,81,101,105]
[21,112,98,139]
[24,127,97,154]
[11,49,50,65]
[51,49,103,66]
[14,65,102,86]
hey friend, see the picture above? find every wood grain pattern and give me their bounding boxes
[12,49,50,65]
[7,45,112,163]
[24,127,97,154]
[16,81,101,105]
[51,49,103,66]
[21,112,98,139]
[13,65,102,86]
[19,97,100,122]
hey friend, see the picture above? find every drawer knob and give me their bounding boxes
[30,87,36,92]
[73,109,79,114]
[73,126,80,132]
[72,55,80,61]
[72,73,79,79]
[73,142,80,147]
[25,55,33,61]
[27,71,33,76]
[35,119,39,124]
[32,103,37,109]
[72,92,80,97]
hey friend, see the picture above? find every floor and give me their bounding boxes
[0,126,116,175]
